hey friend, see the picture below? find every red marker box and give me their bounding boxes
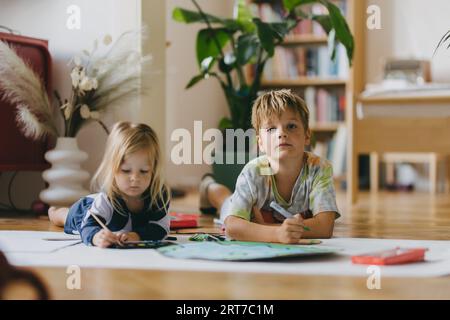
[169,212,199,229]
[351,247,428,265]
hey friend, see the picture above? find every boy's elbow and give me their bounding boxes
[323,219,335,238]
[315,213,335,238]
[224,219,237,239]
[322,227,334,239]
[224,216,243,239]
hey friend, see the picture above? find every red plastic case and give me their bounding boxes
[351,247,428,265]
[169,212,199,229]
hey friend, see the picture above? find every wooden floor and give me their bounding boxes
[1,190,450,299]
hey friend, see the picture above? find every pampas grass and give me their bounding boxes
[0,29,150,139]
[60,29,151,137]
[0,40,58,140]
[92,30,152,110]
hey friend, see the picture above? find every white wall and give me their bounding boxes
[0,0,232,208]
[141,0,167,169]
[0,0,141,208]
[366,0,450,84]
[165,0,232,187]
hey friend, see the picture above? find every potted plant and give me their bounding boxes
[173,0,354,190]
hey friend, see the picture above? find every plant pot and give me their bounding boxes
[212,151,251,192]
[39,137,90,207]
[212,129,258,191]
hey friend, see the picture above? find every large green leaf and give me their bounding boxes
[270,22,291,40]
[235,0,252,21]
[200,56,216,73]
[219,117,233,130]
[327,29,337,60]
[219,55,235,73]
[254,19,275,56]
[196,28,230,68]
[285,0,354,64]
[236,34,259,66]
[186,74,205,89]
[172,7,223,24]
[312,14,332,33]
[283,0,319,12]
[253,19,293,57]
[173,7,248,33]
[222,19,246,32]
[321,1,354,63]
[234,0,256,33]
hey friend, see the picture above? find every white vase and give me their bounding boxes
[40,137,90,207]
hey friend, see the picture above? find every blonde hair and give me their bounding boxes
[91,121,170,215]
[251,89,309,134]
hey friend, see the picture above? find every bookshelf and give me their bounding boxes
[261,78,347,87]
[249,0,365,184]
[284,34,328,45]
[310,122,342,132]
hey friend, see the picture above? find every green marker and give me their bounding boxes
[270,201,311,231]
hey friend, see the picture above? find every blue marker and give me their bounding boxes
[270,201,311,231]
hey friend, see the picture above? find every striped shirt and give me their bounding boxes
[222,152,340,223]
[64,191,170,245]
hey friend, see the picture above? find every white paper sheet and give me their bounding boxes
[2,231,450,277]
[0,231,81,253]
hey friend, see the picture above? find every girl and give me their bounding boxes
[48,122,170,248]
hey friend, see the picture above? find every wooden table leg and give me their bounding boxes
[429,153,437,194]
[370,152,379,194]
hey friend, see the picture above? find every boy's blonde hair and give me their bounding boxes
[91,122,169,215]
[251,89,309,133]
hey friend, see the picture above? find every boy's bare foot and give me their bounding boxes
[199,174,217,215]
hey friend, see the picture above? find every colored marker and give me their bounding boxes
[270,201,311,231]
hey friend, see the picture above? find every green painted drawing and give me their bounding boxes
[157,241,337,261]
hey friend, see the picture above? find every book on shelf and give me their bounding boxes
[330,124,347,177]
[303,87,346,125]
[312,125,347,177]
[261,45,349,80]
[250,0,347,37]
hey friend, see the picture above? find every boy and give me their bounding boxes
[200,89,340,243]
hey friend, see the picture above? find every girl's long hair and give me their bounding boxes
[91,121,170,215]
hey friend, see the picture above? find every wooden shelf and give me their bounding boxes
[261,77,347,87]
[359,94,450,105]
[283,34,328,45]
[310,122,345,132]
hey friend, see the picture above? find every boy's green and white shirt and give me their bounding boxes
[222,152,340,222]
